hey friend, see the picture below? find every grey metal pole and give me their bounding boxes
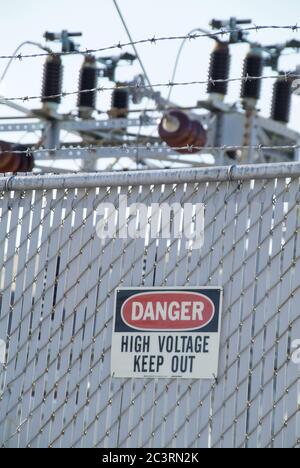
[1,162,300,191]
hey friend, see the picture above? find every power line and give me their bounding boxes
[0,25,299,60]
[168,27,217,102]
[0,41,50,82]
[112,0,153,91]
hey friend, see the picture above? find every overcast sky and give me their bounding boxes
[1,0,300,145]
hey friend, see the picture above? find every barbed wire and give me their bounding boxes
[0,24,299,60]
[0,142,299,158]
[1,72,299,103]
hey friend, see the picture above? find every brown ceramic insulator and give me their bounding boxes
[0,141,11,168]
[207,42,231,96]
[0,153,22,173]
[78,55,98,112]
[0,141,34,173]
[271,76,293,124]
[177,120,207,154]
[158,110,207,154]
[0,141,21,173]
[159,110,190,145]
[13,145,34,172]
[42,54,63,105]
[17,155,34,172]
[110,87,129,118]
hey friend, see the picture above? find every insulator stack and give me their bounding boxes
[41,55,63,107]
[241,49,264,108]
[110,86,129,118]
[207,43,231,97]
[78,55,98,118]
[0,141,34,173]
[271,75,293,123]
[158,110,207,154]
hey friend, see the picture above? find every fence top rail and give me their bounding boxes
[1,162,300,191]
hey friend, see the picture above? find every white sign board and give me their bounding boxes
[111,288,223,380]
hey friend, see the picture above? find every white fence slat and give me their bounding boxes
[259,178,287,447]
[272,180,299,448]
[234,180,264,448]
[0,192,26,444]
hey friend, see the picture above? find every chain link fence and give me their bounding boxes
[0,165,299,448]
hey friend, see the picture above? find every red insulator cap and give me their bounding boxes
[158,110,207,154]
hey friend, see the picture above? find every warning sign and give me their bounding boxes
[111,288,223,380]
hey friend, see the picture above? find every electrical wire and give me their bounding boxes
[112,0,153,91]
[0,41,51,83]
[167,27,221,102]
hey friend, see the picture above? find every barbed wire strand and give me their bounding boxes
[0,24,299,60]
[1,72,299,103]
[0,143,300,157]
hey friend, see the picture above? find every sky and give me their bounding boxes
[0,0,300,148]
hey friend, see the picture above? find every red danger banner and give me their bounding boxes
[121,291,215,331]
[111,288,223,380]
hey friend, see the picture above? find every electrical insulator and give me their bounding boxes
[41,55,63,108]
[241,49,264,108]
[0,141,34,173]
[14,145,34,172]
[110,86,129,118]
[271,75,293,124]
[207,43,231,98]
[158,110,207,154]
[78,55,98,118]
